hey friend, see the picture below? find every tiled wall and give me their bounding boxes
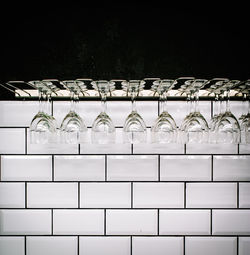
[0,100,249,255]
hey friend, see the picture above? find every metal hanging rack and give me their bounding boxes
[0,77,249,101]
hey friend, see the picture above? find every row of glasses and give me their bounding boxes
[28,78,250,144]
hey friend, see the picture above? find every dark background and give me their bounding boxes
[0,5,249,97]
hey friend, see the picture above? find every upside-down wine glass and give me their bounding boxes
[91,80,116,144]
[180,79,210,143]
[238,79,250,144]
[60,80,88,144]
[214,80,241,144]
[151,79,178,143]
[207,78,230,143]
[122,80,147,143]
[29,80,58,144]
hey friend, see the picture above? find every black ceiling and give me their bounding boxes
[0,5,249,85]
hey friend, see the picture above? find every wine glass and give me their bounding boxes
[180,79,210,143]
[91,80,116,144]
[60,80,88,144]
[151,79,178,143]
[29,80,58,144]
[214,80,241,144]
[237,79,250,144]
[207,78,230,143]
[122,80,147,143]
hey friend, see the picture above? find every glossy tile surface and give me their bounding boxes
[1,155,52,181]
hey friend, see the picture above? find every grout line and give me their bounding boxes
[131,143,133,155]
[183,236,185,255]
[78,235,80,255]
[51,209,53,235]
[104,209,106,236]
[78,182,81,208]
[210,209,213,235]
[24,236,27,255]
[1,180,250,183]
[25,128,28,155]
[211,155,213,181]
[0,207,249,210]
[78,144,81,155]
[130,236,132,255]
[237,182,239,208]
[25,182,27,209]
[184,144,187,154]
[184,182,186,208]
[131,182,133,208]
[105,155,107,182]
[158,155,160,182]
[237,236,239,255]
[157,209,160,235]
[0,153,249,156]
[52,155,54,182]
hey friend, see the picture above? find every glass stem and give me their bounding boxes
[101,92,107,114]
[225,89,230,113]
[46,93,52,115]
[194,89,199,113]
[131,91,137,112]
[38,90,43,113]
[214,93,219,116]
[161,92,168,113]
[70,91,76,112]
[248,94,250,115]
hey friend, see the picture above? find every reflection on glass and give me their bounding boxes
[91,80,116,144]
[122,80,147,143]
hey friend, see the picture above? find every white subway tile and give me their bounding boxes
[0,237,25,255]
[186,183,237,208]
[106,209,157,235]
[79,237,130,255]
[239,237,250,255]
[27,183,78,208]
[80,128,131,154]
[239,144,250,154]
[213,156,250,181]
[0,209,51,235]
[27,237,77,255]
[133,183,184,208]
[239,183,250,208]
[132,237,183,255]
[107,155,158,181]
[160,155,211,181]
[213,210,250,235]
[0,128,25,154]
[159,210,210,235]
[27,130,78,154]
[133,143,184,154]
[186,237,237,255]
[1,155,52,181]
[0,101,40,127]
[53,209,104,235]
[81,183,131,208]
[54,155,105,181]
[186,143,237,154]
[0,183,25,208]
